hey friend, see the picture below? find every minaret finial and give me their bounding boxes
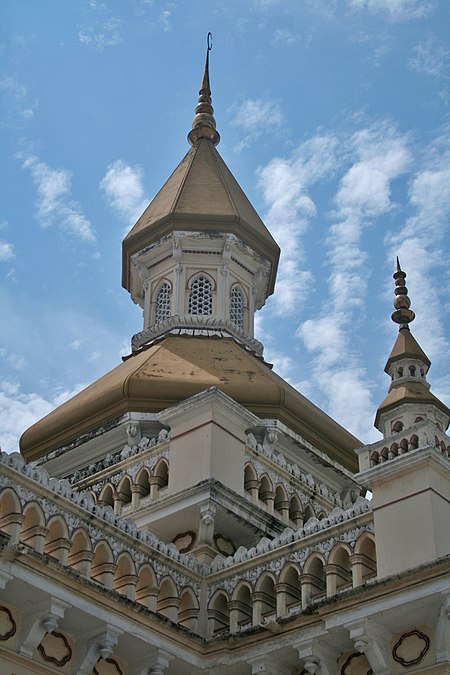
[391,257,415,329]
[187,32,220,147]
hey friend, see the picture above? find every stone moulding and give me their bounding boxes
[131,314,264,356]
[37,630,73,667]
[392,628,430,666]
[0,605,16,641]
[0,451,372,586]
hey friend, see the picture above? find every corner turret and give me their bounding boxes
[375,259,449,437]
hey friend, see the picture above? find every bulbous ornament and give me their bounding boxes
[394,294,411,309]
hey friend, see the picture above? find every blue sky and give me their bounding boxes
[1,0,450,452]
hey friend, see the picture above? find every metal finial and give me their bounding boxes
[391,258,415,329]
[187,33,220,147]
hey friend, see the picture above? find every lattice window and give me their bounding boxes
[188,275,212,315]
[230,286,244,330]
[155,282,171,324]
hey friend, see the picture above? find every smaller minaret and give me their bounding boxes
[374,259,449,437]
[355,260,450,578]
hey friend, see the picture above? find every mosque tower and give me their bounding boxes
[356,260,450,578]
[1,37,449,675]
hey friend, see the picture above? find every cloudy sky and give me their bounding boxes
[1,0,450,452]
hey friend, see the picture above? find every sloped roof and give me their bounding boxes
[122,138,280,295]
[376,380,449,420]
[20,335,360,472]
[384,327,431,372]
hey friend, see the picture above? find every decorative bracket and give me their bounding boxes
[76,624,122,675]
[294,639,339,675]
[346,618,391,675]
[19,597,71,659]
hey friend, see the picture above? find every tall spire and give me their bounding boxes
[391,257,415,330]
[188,32,220,147]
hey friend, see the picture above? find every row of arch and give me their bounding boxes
[0,488,377,635]
[93,459,169,514]
[151,275,248,331]
[244,463,326,526]
[0,488,199,630]
[209,533,376,635]
[368,430,450,466]
[370,435,419,466]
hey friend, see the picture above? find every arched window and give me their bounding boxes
[188,275,212,315]
[230,286,244,330]
[155,282,171,324]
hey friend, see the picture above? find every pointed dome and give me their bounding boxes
[122,137,280,295]
[384,328,431,373]
[122,37,279,297]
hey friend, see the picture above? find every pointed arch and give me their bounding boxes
[244,462,257,491]
[354,533,377,584]
[44,516,70,563]
[303,554,326,605]
[289,494,302,527]
[0,487,23,540]
[68,528,93,575]
[229,284,246,331]
[328,543,352,593]
[116,476,132,506]
[255,572,277,620]
[135,564,158,610]
[154,458,169,490]
[113,552,137,600]
[208,591,229,635]
[178,587,199,631]
[91,541,115,588]
[274,484,288,516]
[258,474,273,505]
[157,576,179,622]
[188,273,213,315]
[136,467,151,499]
[153,279,172,324]
[230,582,252,631]
[279,563,301,613]
[20,501,47,552]
[98,483,114,508]
[303,503,315,523]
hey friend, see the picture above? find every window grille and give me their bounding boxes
[230,286,244,330]
[188,276,212,315]
[155,282,171,324]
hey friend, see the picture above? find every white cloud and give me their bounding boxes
[346,0,434,21]
[159,9,172,31]
[410,34,450,79]
[78,16,123,51]
[18,153,96,243]
[0,76,37,127]
[293,121,411,441]
[385,126,450,367]
[0,380,87,454]
[254,0,281,8]
[230,98,283,152]
[0,240,14,262]
[0,388,53,454]
[100,160,148,225]
[258,134,338,316]
[273,29,298,45]
[52,382,87,408]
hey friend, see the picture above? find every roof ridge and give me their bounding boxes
[170,143,198,216]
